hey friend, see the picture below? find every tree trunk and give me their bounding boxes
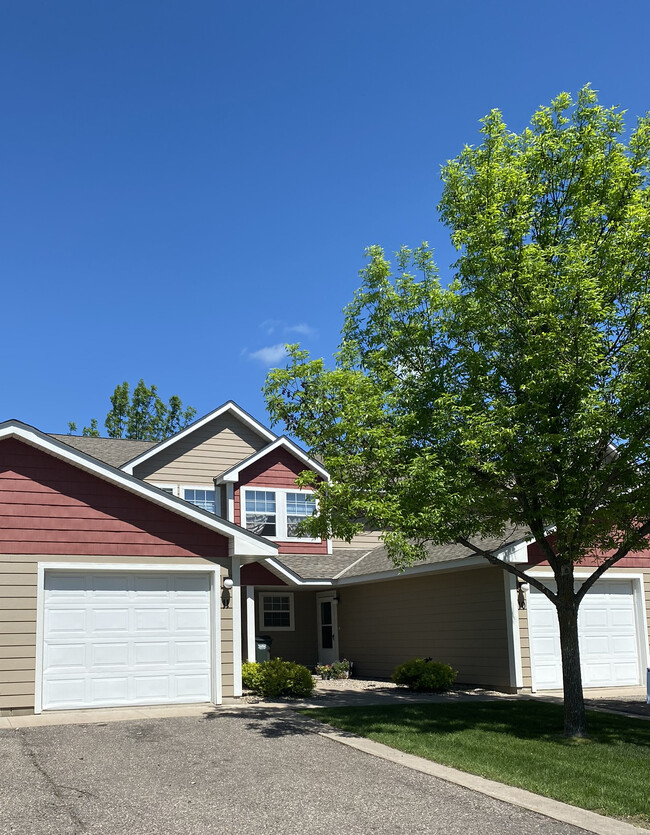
[556,570,587,738]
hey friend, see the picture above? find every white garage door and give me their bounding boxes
[42,571,213,710]
[528,579,641,690]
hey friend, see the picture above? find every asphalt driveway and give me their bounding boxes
[0,708,588,835]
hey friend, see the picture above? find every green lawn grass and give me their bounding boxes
[303,701,650,825]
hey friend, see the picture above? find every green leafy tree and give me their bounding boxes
[71,380,196,441]
[265,87,650,738]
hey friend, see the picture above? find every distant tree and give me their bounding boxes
[70,380,196,441]
[265,87,650,738]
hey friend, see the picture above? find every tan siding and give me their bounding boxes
[134,414,268,485]
[220,569,234,699]
[518,567,650,691]
[338,567,511,688]
[332,531,384,551]
[0,553,231,713]
[257,589,318,667]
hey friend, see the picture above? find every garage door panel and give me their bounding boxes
[42,571,213,710]
[529,579,641,690]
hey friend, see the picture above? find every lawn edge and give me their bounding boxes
[317,726,646,835]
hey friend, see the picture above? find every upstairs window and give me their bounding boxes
[244,491,277,536]
[243,488,317,540]
[286,492,317,537]
[183,488,216,514]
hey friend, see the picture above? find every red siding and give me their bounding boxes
[526,536,650,568]
[0,439,228,558]
[241,562,286,586]
[234,446,327,555]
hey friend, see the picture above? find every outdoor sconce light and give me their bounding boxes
[517,581,530,610]
[222,576,234,609]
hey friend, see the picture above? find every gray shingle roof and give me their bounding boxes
[48,435,157,468]
[273,528,529,583]
[273,550,371,581]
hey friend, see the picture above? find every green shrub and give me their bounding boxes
[391,658,457,692]
[244,658,315,698]
[242,661,262,691]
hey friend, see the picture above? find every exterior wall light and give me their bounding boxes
[517,581,530,610]
[222,576,234,609]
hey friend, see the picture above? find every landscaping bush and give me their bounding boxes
[243,658,315,698]
[391,658,457,692]
[242,661,262,691]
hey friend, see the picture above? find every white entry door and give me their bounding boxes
[528,579,641,690]
[41,570,213,710]
[317,593,339,665]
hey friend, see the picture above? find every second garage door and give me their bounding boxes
[42,570,213,710]
[528,578,641,690]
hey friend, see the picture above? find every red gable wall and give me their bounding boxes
[234,446,327,555]
[0,438,228,558]
[526,536,650,568]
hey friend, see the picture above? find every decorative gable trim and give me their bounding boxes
[119,401,277,475]
[215,436,329,484]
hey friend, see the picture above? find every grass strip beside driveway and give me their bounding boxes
[303,701,650,826]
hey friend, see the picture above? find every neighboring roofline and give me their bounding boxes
[262,535,531,586]
[0,420,278,559]
[262,557,334,586]
[215,436,329,484]
[120,401,277,475]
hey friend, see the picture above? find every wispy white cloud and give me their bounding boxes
[285,322,316,337]
[260,319,317,338]
[246,343,290,367]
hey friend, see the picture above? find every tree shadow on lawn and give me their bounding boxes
[307,700,650,748]
[201,707,323,739]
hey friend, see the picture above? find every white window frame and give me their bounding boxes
[241,487,319,542]
[181,484,218,514]
[258,591,295,632]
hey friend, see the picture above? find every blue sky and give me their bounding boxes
[2,1,649,434]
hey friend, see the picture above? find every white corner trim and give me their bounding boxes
[0,422,277,559]
[231,558,242,697]
[120,402,277,474]
[215,436,329,483]
[245,586,256,662]
[503,571,523,689]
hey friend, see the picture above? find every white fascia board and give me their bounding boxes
[263,557,334,587]
[120,401,277,475]
[0,422,278,559]
[215,436,329,484]
[500,538,532,563]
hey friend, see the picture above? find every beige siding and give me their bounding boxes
[518,567,650,690]
[337,567,511,688]
[220,571,234,699]
[134,414,268,485]
[332,530,384,551]
[0,554,232,714]
[255,589,318,667]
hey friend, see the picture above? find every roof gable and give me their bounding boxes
[120,402,276,475]
[215,436,328,484]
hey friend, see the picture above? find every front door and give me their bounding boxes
[317,593,339,665]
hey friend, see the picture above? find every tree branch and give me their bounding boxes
[456,536,557,603]
[575,518,650,602]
